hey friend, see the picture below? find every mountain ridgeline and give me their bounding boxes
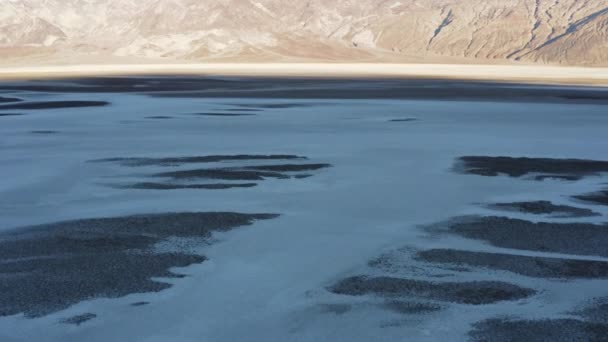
[1,0,607,66]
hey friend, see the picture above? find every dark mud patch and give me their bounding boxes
[145,116,173,119]
[574,191,608,206]
[230,103,320,109]
[31,130,59,134]
[329,276,534,305]
[91,154,305,167]
[60,313,97,325]
[130,301,150,307]
[388,118,417,122]
[383,301,442,314]
[190,112,255,117]
[416,249,608,279]
[487,201,599,218]
[456,156,608,180]
[244,163,331,172]
[154,168,289,181]
[0,212,277,318]
[469,318,608,342]
[222,108,262,112]
[576,298,608,324]
[122,182,257,190]
[0,100,109,110]
[444,216,608,257]
[152,163,330,181]
[0,96,23,103]
[0,113,24,117]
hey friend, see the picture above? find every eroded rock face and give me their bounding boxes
[2,0,607,66]
[0,212,278,317]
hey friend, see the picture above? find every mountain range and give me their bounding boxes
[1,0,607,66]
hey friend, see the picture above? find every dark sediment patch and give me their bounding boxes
[3,77,608,104]
[487,200,599,218]
[469,318,608,342]
[90,154,305,167]
[130,301,150,307]
[31,130,59,134]
[230,103,319,109]
[294,174,313,179]
[244,163,331,172]
[383,301,442,314]
[145,116,173,119]
[0,212,277,318]
[0,100,109,110]
[445,216,608,257]
[388,118,417,122]
[223,108,262,112]
[153,168,289,181]
[0,96,22,103]
[456,156,608,180]
[0,113,24,117]
[574,191,608,206]
[60,313,97,325]
[576,298,608,324]
[151,163,330,181]
[416,249,608,279]
[190,112,255,117]
[122,182,257,190]
[329,276,534,305]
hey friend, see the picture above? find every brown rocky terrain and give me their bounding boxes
[0,0,607,66]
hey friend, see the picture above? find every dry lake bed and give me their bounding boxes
[1,77,608,341]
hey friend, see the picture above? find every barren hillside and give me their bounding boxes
[1,0,606,66]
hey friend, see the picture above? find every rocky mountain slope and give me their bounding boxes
[1,0,606,66]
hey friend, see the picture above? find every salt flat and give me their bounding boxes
[1,77,608,341]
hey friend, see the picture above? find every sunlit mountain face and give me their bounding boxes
[1,0,607,65]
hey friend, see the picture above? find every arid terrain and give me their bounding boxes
[1,0,607,66]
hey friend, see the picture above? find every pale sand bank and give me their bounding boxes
[0,63,607,86]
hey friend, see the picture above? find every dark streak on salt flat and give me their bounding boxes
[153,168,289,181]
[90,154,306,167]
[388,118,417,122]
[30,130,59,134]
[574,190,608,206]
[61,313,97,325]
[470,318,608,342]
[145,116,173,119]
[0,212,277,318]
[122,182,258,190]
[457,156,608,180]
[416,249,608,279]
[0,96,22,103]
[152,164,330,181]
[130,302,150,307]
[0,100,109,110]
[329,276,535,305]
[470,299,608,342]
[0,113,24,117]
[442,216,608,257]
[190,112,256,117]
[486,200,599,218]
[2,77,607,104]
